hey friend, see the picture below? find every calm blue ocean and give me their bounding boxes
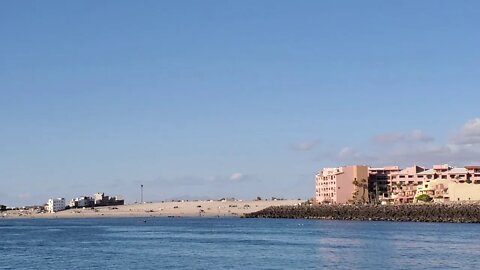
[1,217,479,269]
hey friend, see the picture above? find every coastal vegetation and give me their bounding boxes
[351,178,368,204]
[416,194,433,203]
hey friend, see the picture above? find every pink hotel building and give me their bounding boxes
[315,165,369,204]
[315,164,480,204]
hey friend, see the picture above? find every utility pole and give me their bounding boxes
[141,184,144,204]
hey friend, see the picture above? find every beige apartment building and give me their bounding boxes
[389,165,426,204]
[414,165,480,202]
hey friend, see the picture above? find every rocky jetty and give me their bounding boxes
[244,204,480,223]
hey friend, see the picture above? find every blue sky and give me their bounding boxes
[1,1,480,206]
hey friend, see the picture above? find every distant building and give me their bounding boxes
[0,205,6,211]
[69,196,94,208]
[108,196,124,206]
[94,192,108,206]
[93,193,124,207]
[420,165,480,201]
[315,165,369,204]
[446,182,480,202]
[219,197,236,202]
[389,165,426,204]
[415,179,450,203]
[397,164,480,203]
[368,166,400,202]
[46,198,66,213]
[317,164,480,205]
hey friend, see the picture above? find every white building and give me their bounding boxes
[69,196,94,208]
[46,198,65,213]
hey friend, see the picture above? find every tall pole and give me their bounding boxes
[141,184,144,204]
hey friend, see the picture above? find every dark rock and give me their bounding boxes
[244,204,480,223]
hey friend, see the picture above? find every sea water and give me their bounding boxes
[1,217,479,269]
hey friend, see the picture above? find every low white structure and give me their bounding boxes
[69,196,94,208]
[46,198,65,213]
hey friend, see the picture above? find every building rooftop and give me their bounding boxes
[369,166,400,171]
[448,168,468,174]
[417,169,436,175]
[433,164,451,170]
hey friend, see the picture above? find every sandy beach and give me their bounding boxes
[1,200,304,219]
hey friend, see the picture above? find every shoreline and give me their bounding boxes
[244,204,480,223]
[0,200,304,220]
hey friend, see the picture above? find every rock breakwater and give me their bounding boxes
[244,204,480,223]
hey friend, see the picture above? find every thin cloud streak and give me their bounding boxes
[331,118,480,167]
[373,130,434,145]
[292,140,320,151]
[452,118,480,145]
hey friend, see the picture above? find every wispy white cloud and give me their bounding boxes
[230,172,244,181]
[127,172,260,202]
[229,172,259,183]
[140,172,257,187]
[452,118,480,145]
[335,147,377,165]
[292,140,319,151]
[386,143,480,166]
[337,147,360,159]
[373,130,434,144]
[331,118,480,167]
[18,193,31,200]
